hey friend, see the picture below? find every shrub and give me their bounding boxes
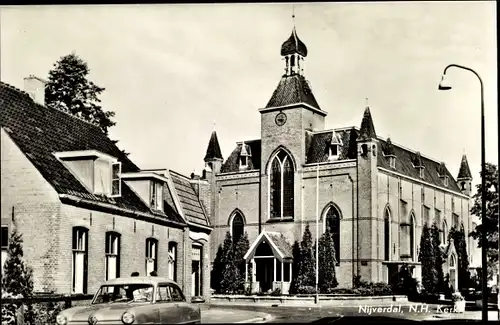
[31,302,65,325]
[451,292,464,302]
[270,288,282,296]
[297,286,317,294]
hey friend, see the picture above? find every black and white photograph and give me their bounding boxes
[0,1,498,324]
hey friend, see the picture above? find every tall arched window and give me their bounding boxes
[168,242,177,281]
[105,231,121,281]
[442,219,448,244]
[410,214,416,261]
[269,150,294,219]
[325,205,341,264]
[231,212,244,244]
[384,208,391,261]
[146,238,158,275]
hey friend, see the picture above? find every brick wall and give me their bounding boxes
[1,129,62,292]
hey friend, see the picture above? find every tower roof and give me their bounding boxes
[457,154,472,179]
[281,27,308,57]
[359,107,377,140]
[204,130,223,161]
[265,74,321,110]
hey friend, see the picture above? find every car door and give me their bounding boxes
[169,284,199,324]
[156,283,184,324]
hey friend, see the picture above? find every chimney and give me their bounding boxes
[24,75,46,106]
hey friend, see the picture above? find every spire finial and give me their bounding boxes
[292,4,295,26]
[463,147,466,155]
[365,97,369,107]
[213,120,216,131]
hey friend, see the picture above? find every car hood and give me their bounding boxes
[64,303,137,322]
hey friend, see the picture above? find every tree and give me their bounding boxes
[218,232,241,294]
[233,232,250,292]
[297,225,316,291]
[211,245,224,293]
[469,163,499,278]
[450,225,471,290]
[419,223,438,294]
[289,241,302,294]
[45,53,116,135]
[431,222,445,293]
[1,226,34,325]
[318,230,338,293]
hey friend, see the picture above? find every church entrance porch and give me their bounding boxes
[243,231,293,294]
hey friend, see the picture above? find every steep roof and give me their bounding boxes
[457,154,472,180]
[265,74,320,110]
[168,170,210,227]
[358,107,377,140]
[280,27,308,57]
[0,81,186,226]
[221,140,261,173]
[219,126,464,194]
[204,130,223,161]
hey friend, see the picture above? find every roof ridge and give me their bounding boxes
[168,169,192,180]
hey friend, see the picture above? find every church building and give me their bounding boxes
[199,26,475,293]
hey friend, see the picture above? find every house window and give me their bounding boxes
[460,182,466,191]
[168,242,177,282]
[231,212,244,244]
[444,176,449,187]
[389,156,396,168]
[419,168,424,179]
[105,232,120,281]
[111,163,121,197]
[72,227,88,294]
[1,226,8,275]
[269,150,294,219]
[192,245,203,297]
[384,208,391,261]
[452,214,459,230]
[150,182,164,211]
[325,205,341,264]
[146,238,158,275]
[410,214,416,261]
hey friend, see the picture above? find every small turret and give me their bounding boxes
[457,154,473,196]
[204,130,223,173]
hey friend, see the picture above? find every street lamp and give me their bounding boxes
[438,64,489,321]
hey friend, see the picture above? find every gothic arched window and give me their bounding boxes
[442,219,448,244]
[410,214,416,261]
[384,208,391,261]
[231,212,244,244]
[325,205,341,264]
[269,150,294,219]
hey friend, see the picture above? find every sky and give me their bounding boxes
[0,2,497,191]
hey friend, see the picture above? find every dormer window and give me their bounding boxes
[444,176,449,187]
[328,132,342,161]
[240,156,248,168]
[387,156,396,168]
[419,168,424,179]
[150,181,164,211]
[55,150,122,198]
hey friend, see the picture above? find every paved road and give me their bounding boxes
[209,303,491,323]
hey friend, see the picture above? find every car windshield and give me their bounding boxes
[92,284,154,304]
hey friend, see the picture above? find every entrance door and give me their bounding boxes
[388,264,399,289]
[256,259,273,293]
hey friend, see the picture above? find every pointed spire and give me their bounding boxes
[457,154,472,180]
[204,130,223,162]
[359,106,377,140]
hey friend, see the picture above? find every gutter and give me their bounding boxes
[187,221,213,233]
[58,194,187,229]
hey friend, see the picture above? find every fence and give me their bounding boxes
[1,294,94,325]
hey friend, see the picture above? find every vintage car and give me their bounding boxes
[55,276,202,324]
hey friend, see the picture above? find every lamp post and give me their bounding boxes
[438,64,488,321]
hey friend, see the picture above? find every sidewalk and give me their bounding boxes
[201,306,272,324]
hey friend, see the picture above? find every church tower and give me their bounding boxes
[457,154,473,196]
[356,106,380,281]
[258,24,328,222]
[203,130,223,225]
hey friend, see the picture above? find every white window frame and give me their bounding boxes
[389,156,396,168]
[146,238,157,275]
[72,227,88,294]
[168,242,177,281]
[239,156,248,169]
[150,181,164,210]
[105,232,120,281]
[419,167,424,179]
[111,162,122,197]
[410,214,416,261]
